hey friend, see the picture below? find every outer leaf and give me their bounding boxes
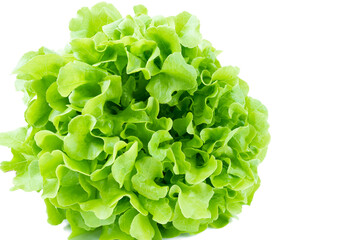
[69,2,122,39]
[90,175,148,215]
[146,52,197,103]
[82,75,122,118]
[112,141,138,187]
[0,149,31,173]
[172,112,194,136]
[34,130,63,152]
[148,130,173,161]
[183,149,217,185]
[57,61,107,97]
[132,156,169,200]
[80,210,117,228]
[56,166,89,206]
[12,159,43,192]
[79,199,115,220]
[119,208,139,234]
[64,115,103,161]
[39,151,64,198]
[133,5,148,16]
[130,214,155,240]
[0,127,32,154]
[212,66,240,87]
[25,97,52,127]
[14,54,65,81]
[146,26,181,60]
[100,223,134,240]
[139,196,173,224]
[173,202,201,233]
[175,12,202,48]
[46,82,69,111]
[178,182,214,219]
[44,198,65,225]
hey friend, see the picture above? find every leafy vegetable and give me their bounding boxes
[0,2,270,240]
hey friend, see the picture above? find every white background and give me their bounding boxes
[1,0,360,239]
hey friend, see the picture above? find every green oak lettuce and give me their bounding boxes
[0,2,270,240]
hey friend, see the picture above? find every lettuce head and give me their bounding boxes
[0,2,270,240]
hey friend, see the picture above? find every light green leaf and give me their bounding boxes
[57,61,107,97]
[175,11,202,48]
[178,182,214,219]
[126,39,161,79]
[0,149,31,173]
[38,151,64,198]
[90,175,148,215]
[79,199,115,220]
[130,214,155,240]
[132,156,169,200]
[212,66,240,87]
[146,26,181,60]
[100,223,134,240]
[25,97,52,127]
[0,127,32,154]
[173,202,201,232]
[34,130,63,152]
[167,142,190,175]
[90,140,127,181]
[64,115,103,161]
[70,37,105,65]
[66,209,94,238]
[173,112,194,136]
[46,82,69,111]
[70,2,122,39]
[14,54,65,81]
[146,52,197,103]
[82,75,122,118]
[148,130,172,161]
[56,166,90,206]
[119,208,139,234]
[133,5,148,16]
[112,141,138,187]
[44,198,65,225]
[81,210,116,228]
[139,196,173,224]
[12,159,43,192]
[183,149,217,185]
